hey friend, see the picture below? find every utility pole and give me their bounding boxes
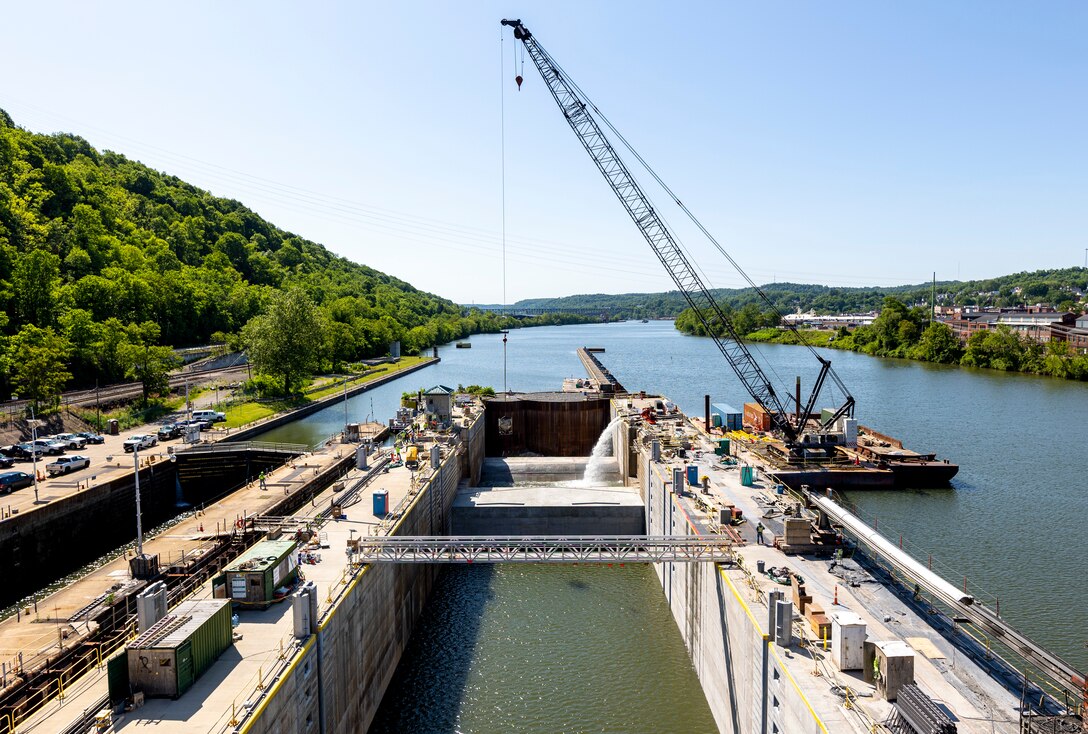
[95,380,101,431]
[931,272,936,326]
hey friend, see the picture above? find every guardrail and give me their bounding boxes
[174,440,309,455]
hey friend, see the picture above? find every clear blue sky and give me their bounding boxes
[2,2,1085,304]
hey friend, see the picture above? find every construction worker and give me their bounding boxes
[755,521,765,545]
[259,472,267,490]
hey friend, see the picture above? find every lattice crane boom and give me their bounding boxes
[502,19,854,443]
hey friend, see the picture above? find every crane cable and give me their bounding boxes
[545,53,852,399]
[500,30,509,394]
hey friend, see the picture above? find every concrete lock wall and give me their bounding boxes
[640,453,841,734]
[245,430,471,734]
[0,463,179,608]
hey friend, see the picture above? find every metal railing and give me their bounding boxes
[352,535,733,564]
[174,440,309,455]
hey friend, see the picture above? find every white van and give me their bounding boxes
[192,409,226,423]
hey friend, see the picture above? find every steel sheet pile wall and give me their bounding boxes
[641,449,842,734]
[483,394,610,457]
[245,413,484,734]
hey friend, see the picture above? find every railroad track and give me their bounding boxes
[6,365,250,414]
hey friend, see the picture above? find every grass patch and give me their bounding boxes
[223,357,433,430]
[222,402,282,429]
[305,356,430,401]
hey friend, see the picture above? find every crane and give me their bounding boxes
[500,19,854,448]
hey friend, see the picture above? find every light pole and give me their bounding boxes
[14,396,43,505]
[133,444,144,557]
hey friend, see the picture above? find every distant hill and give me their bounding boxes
[479,269,1088,319]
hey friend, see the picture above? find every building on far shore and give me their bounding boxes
[944,307,1076,345]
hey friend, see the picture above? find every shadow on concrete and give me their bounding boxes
[852,550,1065,715]
[714,573,744,734]
[368,565,496,733]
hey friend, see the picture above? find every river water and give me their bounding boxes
[259,320,1088,718]
[368,564,717,734]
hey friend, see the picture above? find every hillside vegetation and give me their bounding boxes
[505,269,1088,319]
[677,295,1088,381]
[0,111,584,406]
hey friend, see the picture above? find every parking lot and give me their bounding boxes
[0,416,227,516]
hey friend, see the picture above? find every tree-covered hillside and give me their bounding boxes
[0,110,552,404]
[504,269,1088,319]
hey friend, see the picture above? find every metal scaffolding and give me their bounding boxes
[351,535,733,564]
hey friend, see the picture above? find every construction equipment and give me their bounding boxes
[500,19,854,449]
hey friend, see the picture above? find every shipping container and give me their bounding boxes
[125,600,233,698]
[743,403,772,432]
[711,403,742,431]
[223,539,298,605]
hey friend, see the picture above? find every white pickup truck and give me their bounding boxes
[47,455,91,476]
[123,435,158,452]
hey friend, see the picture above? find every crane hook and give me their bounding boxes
[515,75,523,91]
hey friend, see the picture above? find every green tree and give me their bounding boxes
[119,321,180,403]
[13,249,60,326]
[242,289,326,394]
[8,325,71,411]
[909,323,962,364]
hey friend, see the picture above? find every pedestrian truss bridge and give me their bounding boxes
[350,536,734,564]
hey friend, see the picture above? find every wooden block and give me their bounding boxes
[808,613,831,639]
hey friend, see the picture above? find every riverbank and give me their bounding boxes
[676,320,1088,382]
[221,356,439,442]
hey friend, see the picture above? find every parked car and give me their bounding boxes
[4,443,44,460]
[157,423,182,440]
[0,471,34,493]
[179,418,212,431]
[192,409,226,423]
[123,435,158,452]
[76,432,106,444]
[0,455,14,469]
[31,439,67,456]
[46,455,91,476]
[53,433,88,449]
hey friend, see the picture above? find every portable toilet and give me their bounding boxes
[740,466,754,486]
[686,465,699,486]
[373,489,389,516]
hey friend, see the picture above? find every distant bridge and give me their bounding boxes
[466,305,611,318]
[350,535,733,564]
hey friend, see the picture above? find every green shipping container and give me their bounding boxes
[127,599,233,698]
